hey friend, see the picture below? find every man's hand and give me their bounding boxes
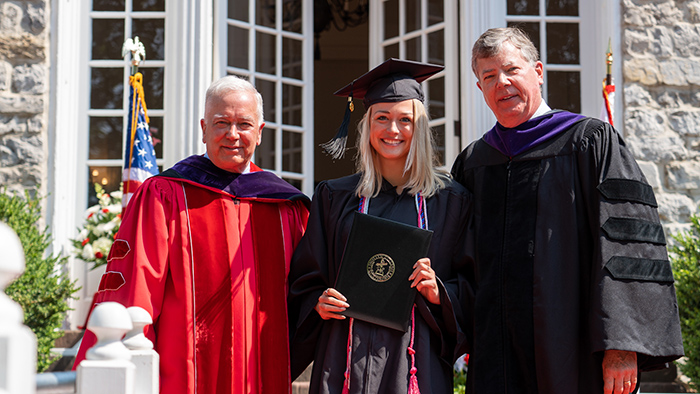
[409,258,440,305]
[603,349,637,394]
[314,288,349,320]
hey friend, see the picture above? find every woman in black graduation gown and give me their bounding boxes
[288,58,475,394]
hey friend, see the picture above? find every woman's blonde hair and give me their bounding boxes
[354,98,448,198]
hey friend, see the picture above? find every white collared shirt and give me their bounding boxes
[530,100,552,120]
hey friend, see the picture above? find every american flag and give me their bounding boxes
[601,82,615,127]
[122,72,158,210]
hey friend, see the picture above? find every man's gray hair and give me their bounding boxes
[205,75,264,123]
[471,27,540,77]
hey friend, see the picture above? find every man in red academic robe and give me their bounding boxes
[73,75,310,394]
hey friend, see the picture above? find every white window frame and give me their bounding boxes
[458,0,622,147]
[214,0,315,197]
[50,0,213,329]
[369,0,460,169]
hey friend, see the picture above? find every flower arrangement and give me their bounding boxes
[72,184,123,269]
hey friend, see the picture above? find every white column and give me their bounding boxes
[76,302,135,394]
[123,307,159,394]
[0,222,37,394]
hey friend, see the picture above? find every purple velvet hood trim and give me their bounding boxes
[483,110,586,157]
[164,155,309,203]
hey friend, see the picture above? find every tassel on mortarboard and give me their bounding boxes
[321,94,354,160]
[323,59,443,161]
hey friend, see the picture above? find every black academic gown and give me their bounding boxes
[288,173,475,394]
[450,115,684,394]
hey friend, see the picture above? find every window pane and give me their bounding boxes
[384,0,399,40]
[428,0,444,26]
[282,130,302,173]
[256,0,275,28]
[282,37,302,80]
[384,43,399,59]
[89,117,123,160]
[229,0,249,22]
[90,68,124,109]
[257,79,276,123]
[428,30,444,65]
[256,32,277,75]
[148,116,163,159]
[406,36,421,62]
[228,25,249,69]
[406,0,421,33]
[427,77,445,119]
[282,84,302,126]
[257,127,275,170]
[139,67,164,109]
[547,71,580,113]
[132,19,165,61]
[432,124,445,166]
[507,0,538,15]
[282,0,302,33]
[93,0,124,11]
[547,23,579,64]
[546,0,578,16]
[92,19,125,60]
[509,22,540,56]
[133,0,165,12]
[88,166,122,207]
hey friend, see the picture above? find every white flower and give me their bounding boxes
[102,220,117,234]
[110,191,123,199]
[86,205,101,216]
[78,229,89,240]
[92,237,112,256]
[94,223,106,236]
[81,243,94,261]
[106,204,122,214]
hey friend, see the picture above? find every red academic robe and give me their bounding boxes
[74,160,309,394]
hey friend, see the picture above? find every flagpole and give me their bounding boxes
[602,38,615,127]
[605,38,613,88]
[122,37,147,206]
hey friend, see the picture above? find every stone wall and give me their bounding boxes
[623,0,700,234]
[0,0,49,197]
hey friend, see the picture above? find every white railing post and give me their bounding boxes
[0,221,37,394]
[76,302,135,394]
[123,307,158,394]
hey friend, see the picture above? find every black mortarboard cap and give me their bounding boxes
[321,58,444,160]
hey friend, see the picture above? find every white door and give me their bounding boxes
[217,0,315,196]
[369,0,460,168]
[458,0,621,147]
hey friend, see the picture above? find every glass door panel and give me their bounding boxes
[372,0,458,168]
[87,0,166,206]
[224,0,313,195]
[506,0,581,113]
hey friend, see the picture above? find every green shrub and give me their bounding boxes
[669,214,700,390]
[0,190,79,372]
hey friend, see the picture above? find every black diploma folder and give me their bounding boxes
[334,212,433,331]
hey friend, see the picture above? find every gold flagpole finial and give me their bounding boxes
[605,38,613,86]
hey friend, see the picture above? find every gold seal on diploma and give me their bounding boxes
[366,253,395,282]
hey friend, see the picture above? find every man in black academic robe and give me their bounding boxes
[451,27,684,394]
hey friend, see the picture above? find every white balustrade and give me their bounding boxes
[0,222,159,394]
[0,221,38,394]
[123,307,158,394]
[75,303,159,394]
[76,302,135,394]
